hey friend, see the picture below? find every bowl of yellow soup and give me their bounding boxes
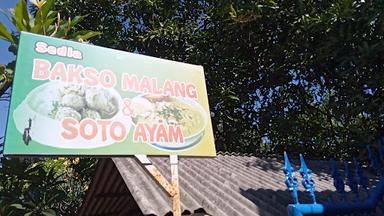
[131,94,207,150]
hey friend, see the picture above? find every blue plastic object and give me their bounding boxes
[299,154,316,203]
[287,204,324,216]
[284,146,384,216]
[284,152,299,204]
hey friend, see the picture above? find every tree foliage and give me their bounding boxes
[0,0,99,215]
[0,157,96,216]
[1,0,384,213]
[0,0,100,97]
[50,0,384,159]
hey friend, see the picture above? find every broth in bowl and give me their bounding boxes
[132,94,207,143]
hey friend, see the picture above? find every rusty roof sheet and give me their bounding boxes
[80,154,342,216]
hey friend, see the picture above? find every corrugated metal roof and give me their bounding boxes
[78,158,143,216]
[79,154,342,216]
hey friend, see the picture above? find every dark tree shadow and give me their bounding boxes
[244,158,283,172]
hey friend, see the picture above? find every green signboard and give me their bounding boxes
[4,32,216,156]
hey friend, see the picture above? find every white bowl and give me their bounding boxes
[13,81,131,149]
[131,94,208,151]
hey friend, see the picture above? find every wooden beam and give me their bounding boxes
[134,155,176,197]
[171,155,181,216]
[134,155,181,216]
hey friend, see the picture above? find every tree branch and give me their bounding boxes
[0,82,11,100]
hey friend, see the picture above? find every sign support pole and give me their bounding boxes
[134,155,181,216]
[170,155,181,216]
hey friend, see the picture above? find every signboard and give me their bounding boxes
[4,32,216,156]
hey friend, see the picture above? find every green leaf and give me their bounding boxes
[21,0,30,29]
[0,22,14,43]
[228,95,240,101]
[41,0,55,18]
[25,163,43,175]
[43,18,57,32]
[32,9,43,34]
[70,15,86,28]
[33,8,58,34]
[14,0,29,31]
[30,22,42,34]
[74,31,102,41]
[10,204,25,210]
[45,193,60,204]
[0,65,5,75]
[22,201,36,208]
[229,4,237,18]
[46,11,58,20]
[42,209,56,216]
[14,3,23,31]
[24,212,33,216]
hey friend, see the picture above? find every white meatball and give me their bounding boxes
[61,93,86,111]
[59,84,85,97]
[85,88,118,118]
[81,108,101,119]
[55,107,81,121]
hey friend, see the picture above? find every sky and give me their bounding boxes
[0,0,17,64]
[0,0,17,142]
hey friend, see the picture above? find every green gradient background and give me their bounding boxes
[4,32,216,156]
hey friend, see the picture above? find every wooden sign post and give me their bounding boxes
[170,155,181,215]
[135,155,181,216]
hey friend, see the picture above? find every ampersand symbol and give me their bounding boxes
[122,98,135,117]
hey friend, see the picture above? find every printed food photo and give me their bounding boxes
[131,94,207,150]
